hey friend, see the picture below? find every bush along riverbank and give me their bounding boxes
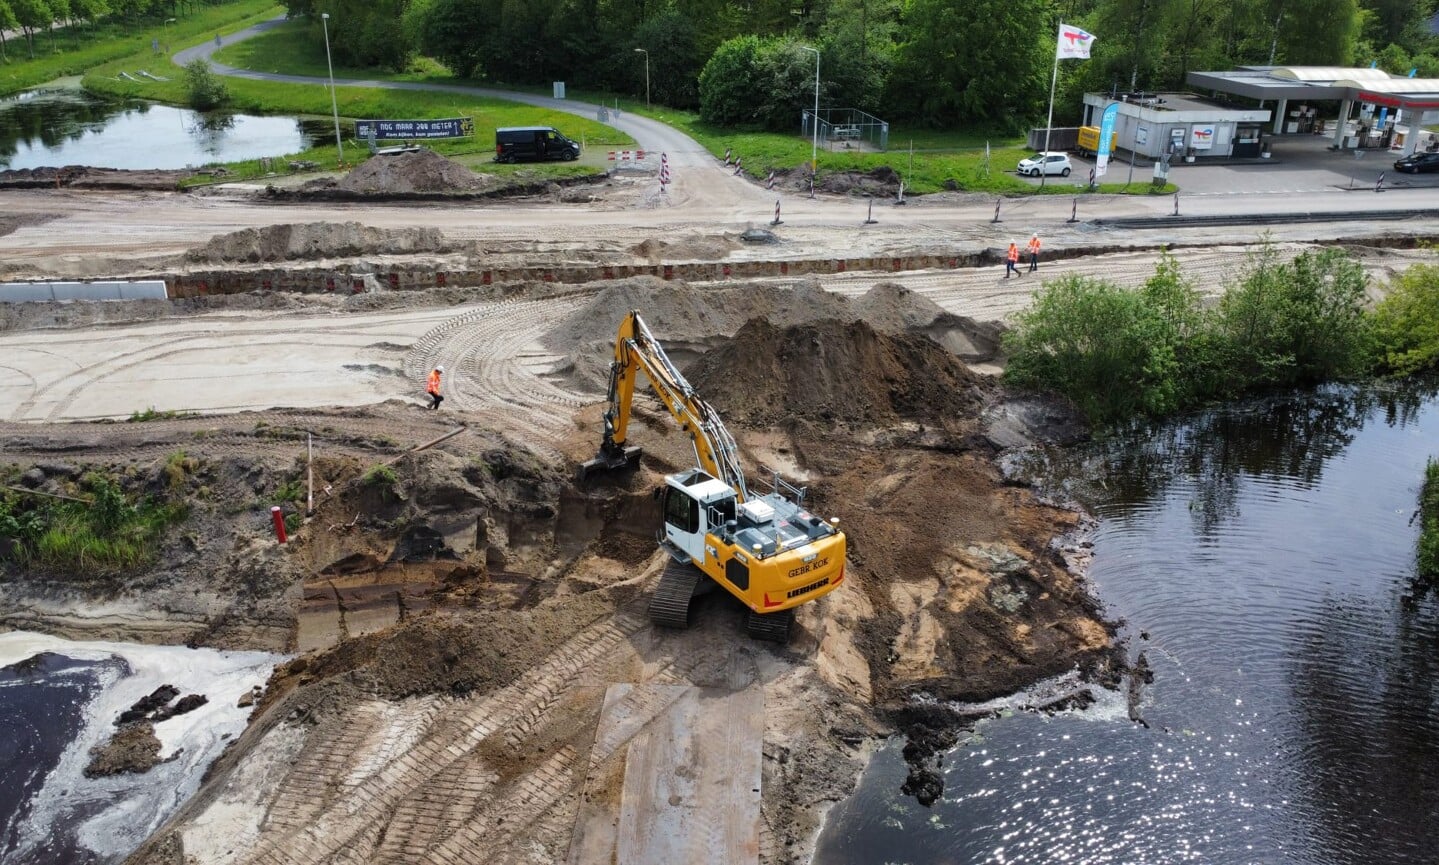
[1002,246,1439,426]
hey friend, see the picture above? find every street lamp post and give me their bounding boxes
[799,46,819,175]
[163,18,174,53]
[321,13,342,163]
[633,48,649,107]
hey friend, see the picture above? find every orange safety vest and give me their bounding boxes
[1007,245,1019,262]
[1027,237,1041,255]
[427,369,441,394]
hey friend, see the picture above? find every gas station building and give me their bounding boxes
[1077,67,1439,161]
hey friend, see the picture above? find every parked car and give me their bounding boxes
[1017,151,1073,177]
[1393,151,1439,174]
[494,126,580,163]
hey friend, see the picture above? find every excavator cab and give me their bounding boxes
[659,470,735,564]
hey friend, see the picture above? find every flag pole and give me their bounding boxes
[1041,21,1062,189]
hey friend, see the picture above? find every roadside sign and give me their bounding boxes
[354,118,475,141]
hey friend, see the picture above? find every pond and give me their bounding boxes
[0,85,332,170]
[816,379,1439,864]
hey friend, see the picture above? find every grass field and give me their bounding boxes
[0,0,279,97]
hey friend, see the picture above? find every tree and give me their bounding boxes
[819,0,900,114]
[632,10,703,108]
[1270,0,1360,64]
[11,0,51,59]
[0,0,18,59]
[415,0,494,76]
[885,0,1050,127]
[72,0,108,29]
[698,34,767,125]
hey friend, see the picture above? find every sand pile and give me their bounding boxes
[687,318,990,429]
[186,221,453,263]
[629,234,740,262]
[336,149,493,194]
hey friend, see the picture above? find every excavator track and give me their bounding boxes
[649,559,706,629]
[745,609,795,643]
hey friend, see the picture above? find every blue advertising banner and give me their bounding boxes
[355,117,475,141]
[1096,102,1119,176]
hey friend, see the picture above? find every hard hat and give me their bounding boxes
[435,365,444,372]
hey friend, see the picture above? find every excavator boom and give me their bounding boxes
[581,312,747,498]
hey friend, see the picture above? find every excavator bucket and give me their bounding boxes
[578,444,643,481]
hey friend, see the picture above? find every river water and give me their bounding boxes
[0,633,282,864]
[0,85,327,170]
[816,379,1439,864]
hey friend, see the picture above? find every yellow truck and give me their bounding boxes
[1076,125,1117,156]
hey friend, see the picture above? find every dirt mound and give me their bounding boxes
[186,221,453,263]
[852,282,946,331]
[688,318,991,430]
[336,149,493,194]
[628,234,740,262]
[546,278,1001,392]
[817,166,901,196]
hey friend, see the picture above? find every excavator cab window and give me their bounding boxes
[663,488,699,534]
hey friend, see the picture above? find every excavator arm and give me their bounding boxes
[582,311,748,500]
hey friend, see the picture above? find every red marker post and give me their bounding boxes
[270,506,288,544]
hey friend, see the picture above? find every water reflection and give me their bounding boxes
[817,378,1439,864]
[0,88,322,170]
[1289,592,1439,864]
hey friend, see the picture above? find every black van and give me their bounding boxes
[494,127,581,163]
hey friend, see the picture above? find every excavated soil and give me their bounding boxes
[547,277,1005,390]
[185,222,459,264]
[334,149,495,194]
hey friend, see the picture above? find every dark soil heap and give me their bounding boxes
[686,317,991,430]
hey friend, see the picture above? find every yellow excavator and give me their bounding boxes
[580,311,847,642]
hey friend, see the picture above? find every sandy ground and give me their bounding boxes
[2,149,1437,865]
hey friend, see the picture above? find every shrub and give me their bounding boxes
[184,59,229,110]
[1212,245,1371,391]
[1371,263,1439,375]
[698,35,766,127]
[1002,273,1191,424]
[1001,246,1377,427]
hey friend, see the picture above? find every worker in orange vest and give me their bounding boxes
[1027,234,1042,272]
[426,365,444,410]
[1005,242,1021,279]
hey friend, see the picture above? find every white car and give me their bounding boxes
[1017,151,1073,177]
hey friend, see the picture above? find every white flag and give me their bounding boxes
[1057,24,1095,60]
